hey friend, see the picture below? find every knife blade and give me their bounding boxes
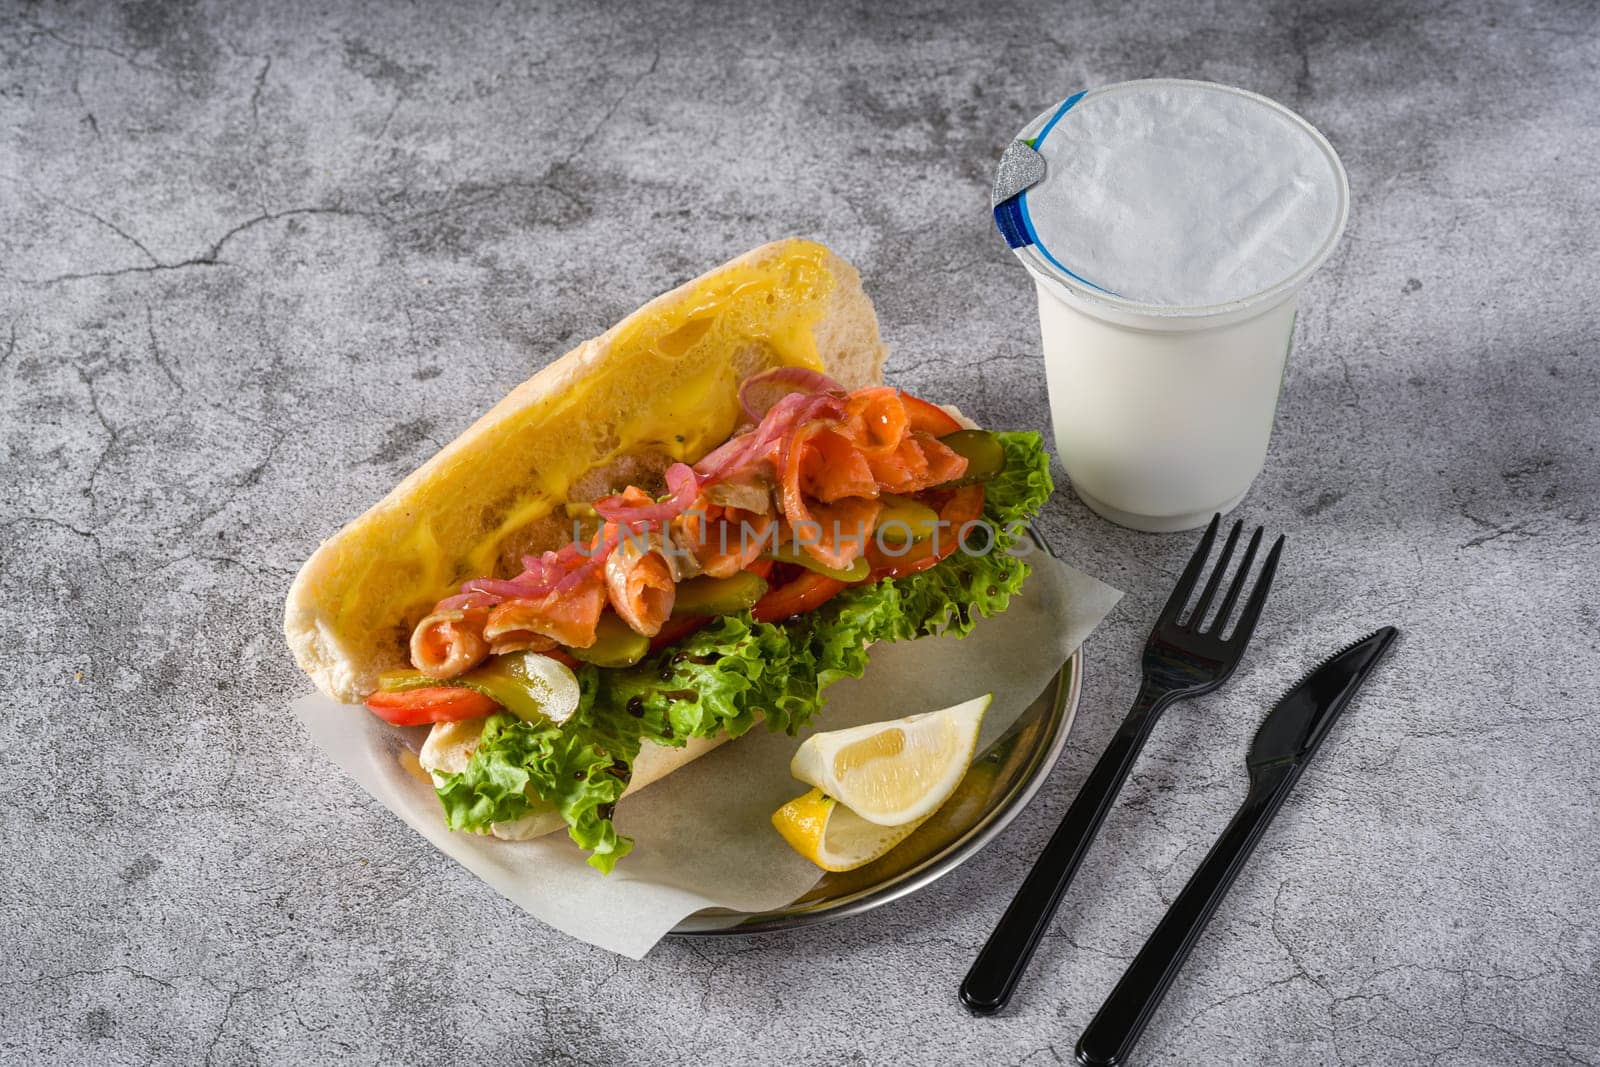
[1076,627,1399,1067]
[1247,626,1400,777]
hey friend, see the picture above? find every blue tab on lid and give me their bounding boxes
[993,197,1031,249]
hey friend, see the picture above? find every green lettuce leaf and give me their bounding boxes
[434,430,1054,872]
[433,710,634,868]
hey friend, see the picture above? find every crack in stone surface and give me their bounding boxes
[28,205,390,286]
[144,304,184,392]
[12,20,175,81]
[0,319,15,374]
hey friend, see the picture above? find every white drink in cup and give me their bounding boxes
[994,79,1349,532]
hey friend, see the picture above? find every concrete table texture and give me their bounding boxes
[2,0,1596,1063]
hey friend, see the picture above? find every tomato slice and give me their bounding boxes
[365,686,500,726]
[898,392,964,437]
[650,613,711,651]
[868,484,986,580]
[752,571,847,623]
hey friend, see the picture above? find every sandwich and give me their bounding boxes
[285,238,1053,871]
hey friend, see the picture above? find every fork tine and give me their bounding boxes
[1209,526,1263,634]
[1222,533,1285,644]
[1187,520,1241,629]
[1156,513,1220,625]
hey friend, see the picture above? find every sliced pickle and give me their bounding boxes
[568,612,652,669]
[377,669,436,693]
[672,572,769,616]
[874,494,941,544]
[764,546,872,583]
[459,650,580,722]
[936,429,1006,486]
[381,653,581,724]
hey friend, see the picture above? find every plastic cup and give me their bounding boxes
[997,80,1349,532]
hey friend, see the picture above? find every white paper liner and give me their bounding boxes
[291,553,1120,958]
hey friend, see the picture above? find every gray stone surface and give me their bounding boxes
[3,0,1596,1063]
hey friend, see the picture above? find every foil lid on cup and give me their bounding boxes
[993,80,1350,315]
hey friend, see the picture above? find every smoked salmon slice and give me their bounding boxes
[865,435,931,494]
[796,496,883,570]
[410,605,492,679]
[675,503,774,578]
[842,386,910,456]
[800,426,878,503]
[605,539,676,637]
[864,432,967,495]
[484,577,607,649]
[911,432,968,486]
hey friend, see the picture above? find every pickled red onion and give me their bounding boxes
[434,591,498,612]
[738,366,843,423]
[593,463,701,524]
[696,391,845,483]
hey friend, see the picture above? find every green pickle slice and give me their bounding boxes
[936,429,1005,487]
[874,494,941,544]
[460,652,575,720]
[568,613,652,669]
[764,546,872,583]
[671,572,769,616]
[378,650,575,722]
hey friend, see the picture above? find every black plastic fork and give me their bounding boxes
[961,515,1285,1015]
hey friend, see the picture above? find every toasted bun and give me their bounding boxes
[286,238,887,703]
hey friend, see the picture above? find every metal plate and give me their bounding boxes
[670,642,1081,935]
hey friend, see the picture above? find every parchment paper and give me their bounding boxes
[291,554,1120,958]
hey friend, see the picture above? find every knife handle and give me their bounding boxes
[961,682,1176,1015]
[1076,766,1296,1067]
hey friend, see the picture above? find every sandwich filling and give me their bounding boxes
[366,370,1054,870]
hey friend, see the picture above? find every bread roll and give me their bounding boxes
[285,238,887,705]
[286,240,890,839]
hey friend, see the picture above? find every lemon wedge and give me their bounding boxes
[788,694,991,828]
[771,788,928,872]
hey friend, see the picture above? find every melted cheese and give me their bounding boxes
[324,240,837,639]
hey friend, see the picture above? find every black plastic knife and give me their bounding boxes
[1075,627,1400,1067]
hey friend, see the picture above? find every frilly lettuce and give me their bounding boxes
[432,431,1054,872]
[434,710,633,867]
